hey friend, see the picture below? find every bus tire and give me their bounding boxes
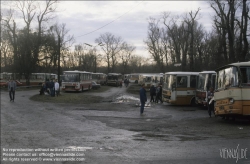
[82,86,84,92]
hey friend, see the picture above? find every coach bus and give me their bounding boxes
[128,73,139,84]
[138,73,154,87]
[214,62,250,118]
[162,72,199,106]
[195,71,216,107]
[61,70,92,92]
[107,73,123,86]
[92,73,107,85]
[0,72,57,87]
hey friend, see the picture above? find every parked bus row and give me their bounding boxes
[0,72,58,87]
[161,62,250,119]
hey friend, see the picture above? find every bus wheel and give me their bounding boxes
[82,86,84,92]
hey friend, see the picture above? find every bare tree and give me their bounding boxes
[184,8,201,71]
[144,17,166,72]
[95,32,124,73]
[49,23,74,81]
[210,0,249,63]
[119,42,135,74]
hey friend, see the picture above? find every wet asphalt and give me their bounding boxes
[1,85,250,164]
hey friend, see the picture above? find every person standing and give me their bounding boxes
[49,79,55,97]
[139,83,147,116]
[155,84,163,103]
[54,79,60,97]
[149,84,156,102]
[8,79,17,102]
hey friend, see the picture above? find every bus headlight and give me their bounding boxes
[229,98,234,104]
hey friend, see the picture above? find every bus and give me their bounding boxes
[92,73,107,85]
[28,73,57,86]
[138,73,163,88]
[152,73,164,86]
[0,72,57,87]
[107,73,123,86]
[162,72,199,106]
[214,62,250,118]
[138,73,154,87]
[61,70,92,92]
[196,71,216,107]
[128,73,139,84]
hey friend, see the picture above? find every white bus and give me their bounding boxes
[195,71,216,107]
[138,73,154,87]
[92,73,107,85]
[0,72,57,87]
[107,73,123,86]
[162,72,199,106]
[128,73,139,83]
[214,62,250,118]
[61,70,92,92]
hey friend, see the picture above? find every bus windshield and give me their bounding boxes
[165,75,176,89]
[62,73,80,82]
[92,74,100,80]
[108,75,119,80]
[217,66,239,89]
[197,74,206,90]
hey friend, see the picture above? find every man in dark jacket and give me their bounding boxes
[139,83,147,116]
[149,84,156,102]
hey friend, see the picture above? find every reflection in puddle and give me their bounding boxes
[64,146,93,151]
[113,95,139,104]
[113,94,151,108]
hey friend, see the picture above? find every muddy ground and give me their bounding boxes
[1,84,250,164]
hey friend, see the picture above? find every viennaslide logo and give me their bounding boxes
[219,144,248,163]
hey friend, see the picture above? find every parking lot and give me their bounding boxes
[1,84,250,164]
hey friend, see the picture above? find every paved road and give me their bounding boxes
[1,86,250,164]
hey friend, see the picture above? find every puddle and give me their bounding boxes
[64,146,93,151]
[113,95,139,103]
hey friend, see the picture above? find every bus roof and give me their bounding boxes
[92,72,106,75]
[108,73,122,75]
[216,62,250,71]
[199,71,216,74]
[63,70,92,74]
[164,72,199,75]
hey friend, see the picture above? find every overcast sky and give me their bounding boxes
[2,1,215,58]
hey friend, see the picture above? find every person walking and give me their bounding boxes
[139,83,147,116]
[207,87,215,118]
[54,79,60,97]
[8,79,17,102]
[149,84,156,102]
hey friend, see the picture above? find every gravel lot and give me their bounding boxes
[1,84,250,164]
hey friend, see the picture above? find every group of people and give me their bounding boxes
[40,79,60,97]
[139,83,163,116]
[149,84,163,103]
[124,78,130,87]
[140,83,215,118]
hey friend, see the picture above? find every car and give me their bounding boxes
[92,81,101,89]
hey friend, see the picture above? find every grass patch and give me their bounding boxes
[30,86,110,104]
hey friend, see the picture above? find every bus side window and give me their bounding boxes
[190,75,196,88]
[177,76,187,87]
